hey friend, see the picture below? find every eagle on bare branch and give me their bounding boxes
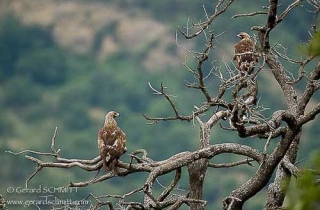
[233,32,258,74]
[98,111,127,172]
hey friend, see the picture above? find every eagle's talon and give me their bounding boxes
[98,111,127,172]
[233,32,258,74]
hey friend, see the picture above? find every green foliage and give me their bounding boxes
[299,31,320,57]
[0,2,319,210]
[307,31,320,57]
[0,15,54,81]
[0,110,13,137]
[63,105,92,130]
[2,76,41,108]
[285,153,320,210]
[15,48,68,86]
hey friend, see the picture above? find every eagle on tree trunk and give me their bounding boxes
[233,32,258,74]
[98,111,127,172]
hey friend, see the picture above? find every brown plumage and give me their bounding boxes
[233,32,258,74]
[98,111,127,172]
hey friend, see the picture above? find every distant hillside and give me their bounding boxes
[1,0,186,72]
[0,1,318,210]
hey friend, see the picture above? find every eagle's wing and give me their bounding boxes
[234,40,254,60]
[107,128,127,157]
[234,39,257,73]
[98,125,127,171]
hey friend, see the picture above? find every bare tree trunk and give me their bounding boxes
[188,122,210,210]
[188,159,208,210]
[6,1,319,209]
[264,132,301,209]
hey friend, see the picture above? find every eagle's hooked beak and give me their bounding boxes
[114,112,120,117]
[237,34,242,39]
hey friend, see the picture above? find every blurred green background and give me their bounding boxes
[0,0,319,209]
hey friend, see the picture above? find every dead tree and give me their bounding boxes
[7,0,320,209]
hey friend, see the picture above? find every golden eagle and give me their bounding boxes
[233,32,258,74]
[98,111,127,171]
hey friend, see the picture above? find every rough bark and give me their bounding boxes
[6,0,320,209]
[188,121,211,210]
